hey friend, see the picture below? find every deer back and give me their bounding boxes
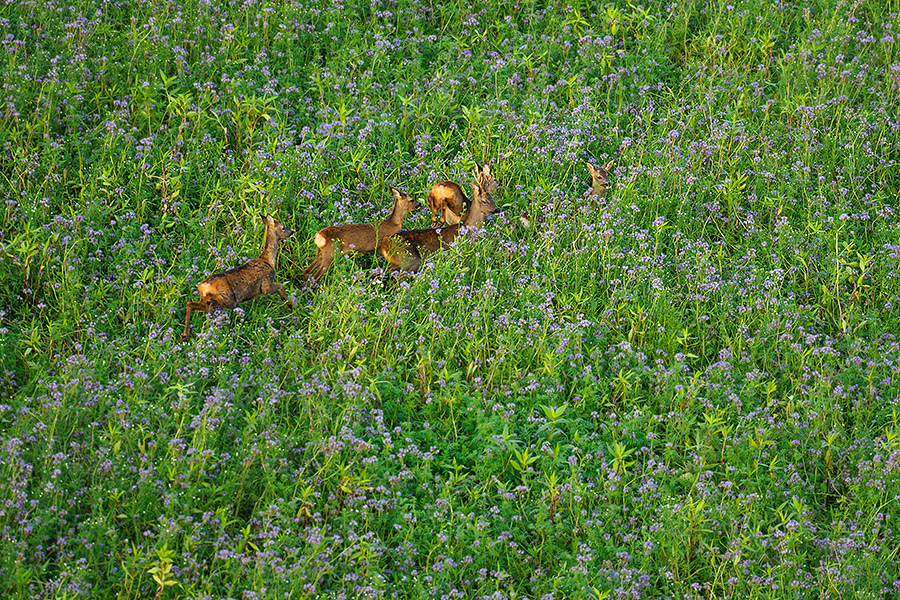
[327,223,380,254]
[427,181,467,226]
[395,226,446,255]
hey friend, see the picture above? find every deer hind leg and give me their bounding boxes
[401,250,423,274]
[386,244,421,274]
[309,253,330,285]
[302,235,335,287]
[427,192,440,226]
[301,256,321,288]
[380,237,407,273]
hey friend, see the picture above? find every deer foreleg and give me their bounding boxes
[182,300,210,341]
[265,282,293,308]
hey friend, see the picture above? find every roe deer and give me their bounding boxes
[426,163,499,226]
[381,180,500,273]
[301,186,420,286]
[585,160,615,200]
[181,213,295,341]
[520,161,613,232]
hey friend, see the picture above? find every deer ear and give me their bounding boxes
[470,181,482,195]
[602,160,615,171]
[482,163,491,176]
[586,161,597,174]
[389,186,401,199]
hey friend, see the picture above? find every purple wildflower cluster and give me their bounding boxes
[1,0,899,598]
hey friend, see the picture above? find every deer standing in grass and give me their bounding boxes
[520,159,615,231]
[426,164,498,226]
[380,179,500,273]
[301,186,420,287]
[585,160,615,201]
[181,213,295,341]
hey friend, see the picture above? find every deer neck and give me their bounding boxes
[259,228,280,268]
[462,205,487,229]
[382,204,407,232]
[593,182,608,198]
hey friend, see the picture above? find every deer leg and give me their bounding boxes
[427,192,439,226]
[262,281,292,308]
[273,282,293,308]
[182,299,210,341]
[401,252,422,274]
[302,254,325,285]
[303,241,335,286]
[380,239,406,273]
[389,246,422,274]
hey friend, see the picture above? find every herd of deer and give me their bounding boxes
[180,160,614,340]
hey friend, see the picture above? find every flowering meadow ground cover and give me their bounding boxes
[2,0,900,597]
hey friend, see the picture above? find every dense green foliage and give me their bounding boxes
[2,0,900,597]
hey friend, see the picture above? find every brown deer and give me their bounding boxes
[381,180,500,273]
[519,160,614,232]
[585,160,615,200]
[426,163,499,226]
[301,186,420,286]
[181,213,295,341]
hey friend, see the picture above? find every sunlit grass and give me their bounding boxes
[1,0,900,598]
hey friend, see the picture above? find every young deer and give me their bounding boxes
[301,186,420,286]
[427,163,499,226]
[181,213,295,341]
[585,160,615,200]
[381,180,499,273]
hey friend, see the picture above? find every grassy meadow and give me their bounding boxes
[2,0,900,597]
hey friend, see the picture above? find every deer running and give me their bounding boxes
[381,179,500,273]
[301,186,420,286]
[426,163,498,227]
[181,213,295,341]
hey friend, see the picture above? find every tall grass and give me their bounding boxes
[2,0,900,598]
